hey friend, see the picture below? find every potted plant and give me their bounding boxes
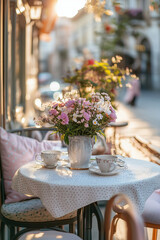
[63,57,128,108]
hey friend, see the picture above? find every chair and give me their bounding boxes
[142,189,160,240]
[104,193,146,240]
[6,193,145,240]
[0,127,77,240]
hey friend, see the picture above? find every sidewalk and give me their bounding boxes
[116,90,160,147]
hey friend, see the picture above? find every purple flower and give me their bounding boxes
[58,112,69,125]
[83,101,90,107]
[83,112,90,121]
[49,109,58,116]
[52,103,58,108]
[65,100,75,108]
[84,123,89,128]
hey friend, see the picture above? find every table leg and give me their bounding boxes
[92,203,104,240]
[77,208,84,238]
[84,205,92,240]
[77,203,104,240]
[77,205,93,240]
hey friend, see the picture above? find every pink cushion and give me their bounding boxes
[142,189,160,224]
[0,127,61,204]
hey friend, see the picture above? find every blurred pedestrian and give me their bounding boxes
[124,73,140,107]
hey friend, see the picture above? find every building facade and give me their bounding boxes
[118,0,160,89]
[0,0,41,129]
[0,0,58,129]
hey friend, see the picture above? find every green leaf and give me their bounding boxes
[51,131,58,135]
[61,134,64,141]
[64,134,69,145]
[98,130,105,137]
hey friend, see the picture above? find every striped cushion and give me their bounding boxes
[1,198,77,222]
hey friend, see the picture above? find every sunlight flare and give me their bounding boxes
[55,0,86,18]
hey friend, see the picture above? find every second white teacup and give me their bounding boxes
[96,155,118,173]
[36,150,61,167]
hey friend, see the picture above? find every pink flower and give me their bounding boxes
[65,100,75,108]
[87,110,91,115]
[67,107,72,113]
[83,112,90,121]
[58,112,69,125]
[84,123,89,128]
[49,109,58,116]
[109,106,117,122]
[52,103,58,108]
[83,101,90,107]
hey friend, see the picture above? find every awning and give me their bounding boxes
[40,0,58,34]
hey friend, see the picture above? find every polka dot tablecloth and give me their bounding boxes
[12,158,160,218]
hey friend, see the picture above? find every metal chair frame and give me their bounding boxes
[0,127,77,240]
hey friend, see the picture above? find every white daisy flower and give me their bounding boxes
[93,119,98,125]
[97,114,103,120]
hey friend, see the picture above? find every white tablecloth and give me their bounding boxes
[12,158,160,218]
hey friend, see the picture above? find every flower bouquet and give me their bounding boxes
[35,92,116,169]
[35,92,117,145]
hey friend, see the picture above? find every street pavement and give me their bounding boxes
[116,89,160,147]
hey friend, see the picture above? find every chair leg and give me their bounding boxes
[110,215,119,240]
[110,222,115,240]
[16,227,20,233]
[9,226,15,240]
[1,221,5,240]
[58,225,63,230]
[69,222,76,233]
[152,229,158,240]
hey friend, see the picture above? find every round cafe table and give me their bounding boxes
[107,121,128,147]
[12,158,160,240]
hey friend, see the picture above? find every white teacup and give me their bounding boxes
[96,155,118,173]
[36,150,61,167]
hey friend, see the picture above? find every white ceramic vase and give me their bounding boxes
[68,136,92,169]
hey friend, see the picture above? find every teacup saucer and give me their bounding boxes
[43,164,57,169]
[36,160,57,169]
[89,166,120,176]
